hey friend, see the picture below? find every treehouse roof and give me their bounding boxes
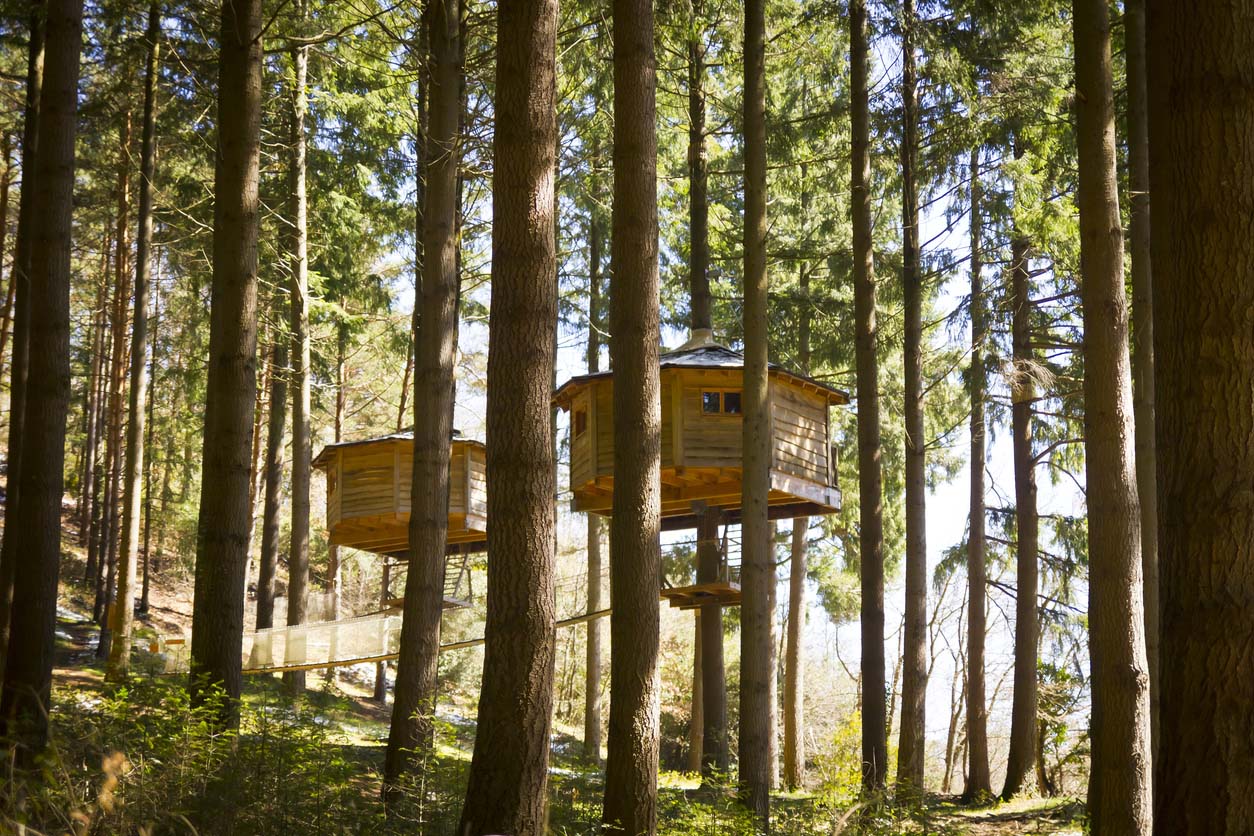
[312,429,482,470]
[553,332,849,409]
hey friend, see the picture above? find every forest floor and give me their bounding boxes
[39,517,1085,835]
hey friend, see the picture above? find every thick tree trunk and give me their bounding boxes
[1073,0,1151,830]
[0,1,43,690]
[1001,208,1040,800]
[783,515,806,789]
[688,612,703,774]
[282,8,312,697]
[1145,1,1253,833]
[189,0,263,719]
[896,0,927,795]
[850,0,887,794]
[739,0,772,819]
[107,2,160,680]
[384,0,461,796]
[456,1,557,832]
[97,108,132,657]
[697,508,727,778]
[687,0,710,334]
[963,147,992,801]
[1123,0,1157,766]
[600,0,662,831]
[253,339,286,634]
[583,209,603,764]
[0,0,81,756]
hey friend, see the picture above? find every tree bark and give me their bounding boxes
[0,134,13,418]
[282,3,312,697]
[0,11,41,684]
[1145,1,1253,832]
[688,611,703,774]
[189,0,263,720]
[739,0,772,820]
[140,273,159,614]
[1124,0,1157,767]
[687,0,710,334]
[1001,187,1040,799]
[600,0,662,831]
[963,146,992,801]
[79,266,107,555]
[1073,0,1151,830]
[0,0,81,756]
[457,0,557,832]
[254,338,286,633]
[850,0,887,794]
[107,1,160,680]
[583,206,603,765]
[97,107,132,656]
[783,515,806,790]
[384,0,461,796]
[696,507,727,779]
[896,0,927,795]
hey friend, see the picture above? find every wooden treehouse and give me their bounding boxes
[554,329,847,609]
[313,431,487,609]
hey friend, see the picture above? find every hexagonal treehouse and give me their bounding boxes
[312,431,487,609]
[554,331,848,609]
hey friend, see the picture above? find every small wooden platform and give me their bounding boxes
[659,581,742,610]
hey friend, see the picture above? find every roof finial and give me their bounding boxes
[679,327,717,350]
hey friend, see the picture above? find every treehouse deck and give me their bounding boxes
[659,580,742,609]
[554,330,848,532]
[313,431,487,557]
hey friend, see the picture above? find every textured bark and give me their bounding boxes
[456,0,557,831]
[384,0,461,795]
[850,0,887,793]
[687,0,710,334]
[1124,0,1157,766]
[97,107,132,657]
[1001,210,1040,799]
[583,208,603,764]
[739,0,772,819]
[107,2,160,680]
[0,136,13,394]
[0,0,81,755]
[601,0,662,831]
[896,0,927,795]
[140,278,159,613]
[282,8,312,697]
[963,147,992,801]
[697,508,727,777]
[254,339,286,632]
[783,516,806,790]
[1073,0,1151,830]
[688,612,703,774]
[79,269,107,556]
[1147,2,1254,832]
[189,0,262,718]
[0,9,42,685]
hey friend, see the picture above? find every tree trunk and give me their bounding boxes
[1123,0,1157,767]
[583,205,603,765]
[784,515,806,790]
[1073,0,1151,830]
[254,338,286,633]
[282,5,312,697]
[384,0,461,796]
[1148,4,1254,833]
[373,561,391,701]
[600,0,662,831]
[140,272,159,614]
[0,0,81,756]
[0,134,13,414]
[456,1,557,832]
[1001,165,1040,799]
[0,1,43,690]
[697,507,727,778]
[963,146,992,801]
[896,0,927,795]
[688,612,703,774]
[189,0,263,720]
[107,2,160,680]
[97,107,132,657]
[850,0,887,794]
[78,267,108,549]
[687,0,710,334]
[739,0,772,820]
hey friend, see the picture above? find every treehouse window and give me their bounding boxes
[702,390,743,416]
[573,409,588,438]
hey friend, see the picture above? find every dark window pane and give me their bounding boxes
[702,391,721,413]
[574,410,588,436]
[723,391,742,414]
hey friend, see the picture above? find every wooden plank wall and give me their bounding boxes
[771,383,829,484]
[340,444,399,520]
[466,445,487,518]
